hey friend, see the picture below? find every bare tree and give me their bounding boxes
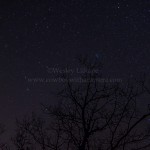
[12,119,32,150]
[14,57,150,150]
[44,58,150,150]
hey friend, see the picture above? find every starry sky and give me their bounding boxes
[0,0,150,142]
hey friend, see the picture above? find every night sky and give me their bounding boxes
[0,0,150,142]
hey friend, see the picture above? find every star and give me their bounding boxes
[4,44,8,48]
[95,54,99,59]
[26,88,30,92]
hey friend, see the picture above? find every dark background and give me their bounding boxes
[0,0,150,143]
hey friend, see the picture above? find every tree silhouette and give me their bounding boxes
[12,119,32,150]
[0,124,11,150]
[14,57,150,150]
